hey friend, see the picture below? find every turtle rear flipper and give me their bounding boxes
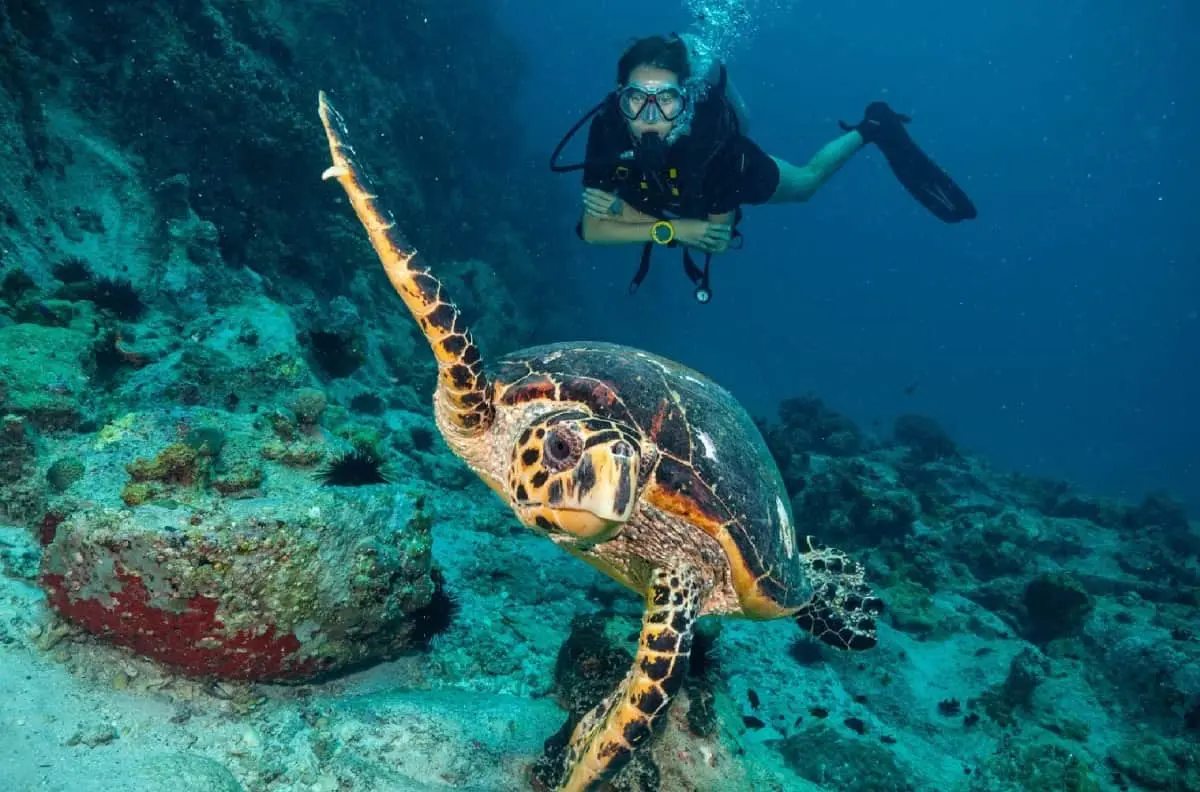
[794,538,884,651]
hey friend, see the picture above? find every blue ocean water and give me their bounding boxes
[499,0,1199,510]
[1,2,1197,791]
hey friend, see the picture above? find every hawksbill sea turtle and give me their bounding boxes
[315,91,884,792]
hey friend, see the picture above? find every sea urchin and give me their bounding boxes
[89,275,145,320]
[408,567,461,648]
[316,447,391,487]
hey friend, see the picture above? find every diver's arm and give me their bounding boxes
[580,214,661,245]
[581,214,730,253]
[617,202,659,223]
[579,193,671,243]
[604,197,659,224]
[599,204,728,228]
[767,130,864,203]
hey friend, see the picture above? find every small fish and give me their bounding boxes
[746,688,760,709]
[903,381,919,396]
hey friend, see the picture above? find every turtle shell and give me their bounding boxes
[491,341,811,615]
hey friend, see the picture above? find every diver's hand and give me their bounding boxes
[582,188,623,218]
[672,219,732,254]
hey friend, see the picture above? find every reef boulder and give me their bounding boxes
[39,489,434,682]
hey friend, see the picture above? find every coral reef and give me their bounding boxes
[0,0,576,694]
[0,365,1196,791]
[893,412,960,463]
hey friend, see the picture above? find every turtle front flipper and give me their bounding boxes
[555,565,709,792]
[794,536,885,650]
[316,91,493,435]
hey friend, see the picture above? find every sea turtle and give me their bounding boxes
[316,92,884,792]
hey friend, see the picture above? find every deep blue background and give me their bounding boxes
[491,0,1198,508]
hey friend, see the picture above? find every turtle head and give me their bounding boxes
[508,411,644,546]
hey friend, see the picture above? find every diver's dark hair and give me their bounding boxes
[616,35,691,84]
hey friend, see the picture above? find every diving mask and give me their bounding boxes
[617,81,687,123]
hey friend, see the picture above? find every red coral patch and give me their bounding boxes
[41,566,322,681]
[38,511,66,546]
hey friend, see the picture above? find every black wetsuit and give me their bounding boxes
[564,92,975,301]
[581,93,780,219]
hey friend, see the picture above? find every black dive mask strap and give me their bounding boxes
[551,95,620,173]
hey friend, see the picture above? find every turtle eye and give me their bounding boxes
[543,426,581,471]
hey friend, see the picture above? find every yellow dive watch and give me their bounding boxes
[650,220,675,245]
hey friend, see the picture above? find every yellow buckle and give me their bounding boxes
[651,221,675,245]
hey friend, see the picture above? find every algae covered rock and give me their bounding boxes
[893,413,959,463]
[760,393,865,471]
[0,413,47,523]
[1108,734,1200,791]
[39,489,435,681]
[1023,571,1093,643]
[771,723,913,791]
[0,322,93,430]
[0,414,37,482]
[790,456,918,549]
[884,579,942,637]
[983,739,1101,792]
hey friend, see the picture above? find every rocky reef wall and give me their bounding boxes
[1,0,567,357]
[0,0,568,704]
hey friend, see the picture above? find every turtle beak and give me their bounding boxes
[549,509,624,544]
[571,446,637,525]
[514,446,639,545]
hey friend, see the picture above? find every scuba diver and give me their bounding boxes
[550,33,978,303]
